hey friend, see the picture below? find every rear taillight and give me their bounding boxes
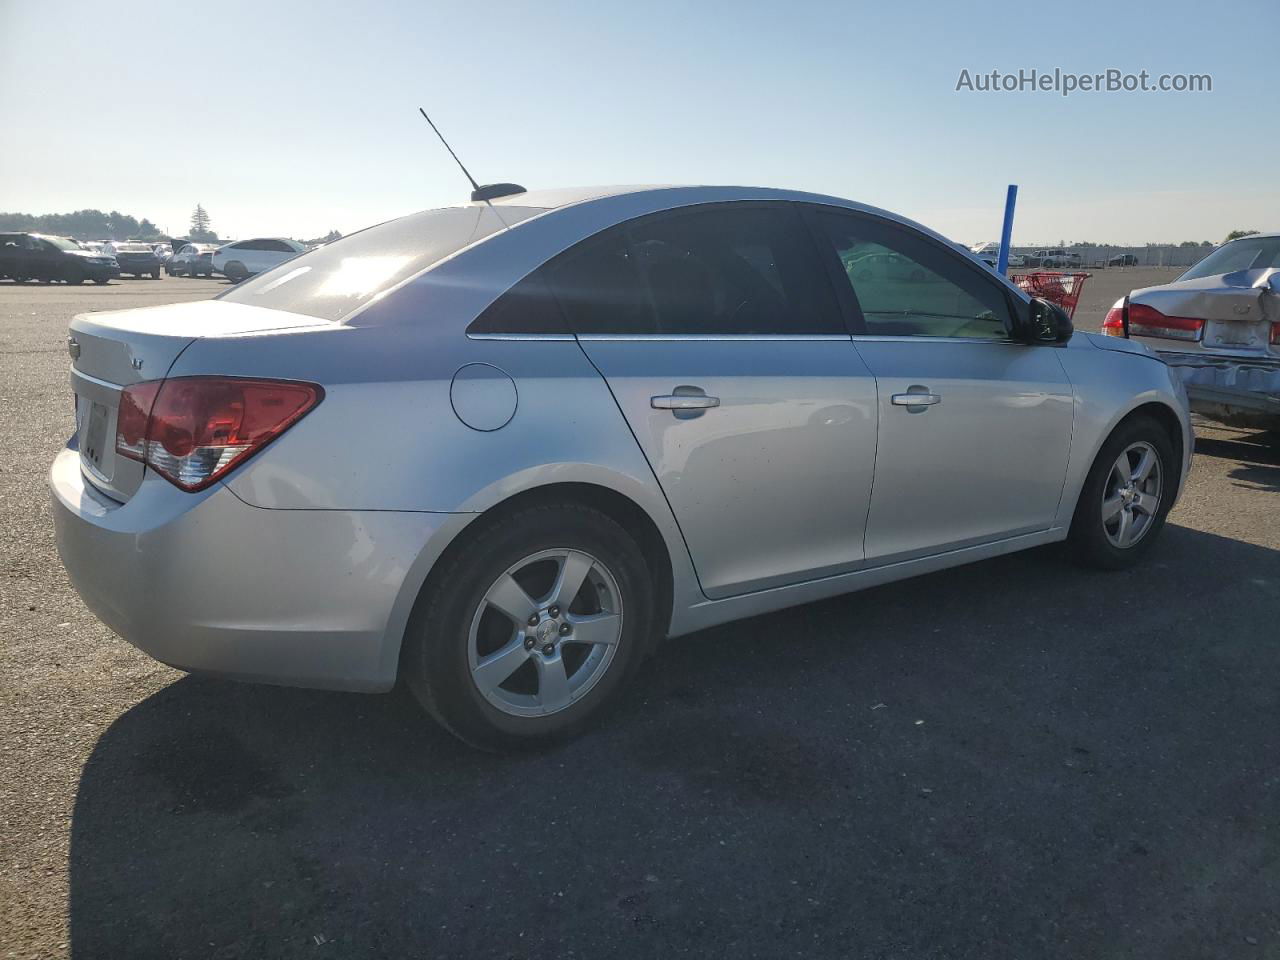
[1271,322,1280,346]
[115,376,322,491]
[1101,305,1125,337]
[1126,303,1204,342]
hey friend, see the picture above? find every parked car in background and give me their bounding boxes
[212,237,306,282]
[1108,254,1139,267]
[152,242,174,266]
[970,242,1024,270]
[1035,249,1083,269]
[0,232,119,284]
[78,240,109,255]
[1104,232,1280,433]
[51,185,1192,750]
[107,242,162,279]
[168,243,218,277]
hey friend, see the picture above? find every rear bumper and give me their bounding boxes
[1158,351,1280,426]
[49,445,455,692]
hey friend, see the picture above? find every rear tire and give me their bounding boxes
[224,261,248,283]
[402,502,655,751]
[1068,415,1176,570]
[151,269,161,279]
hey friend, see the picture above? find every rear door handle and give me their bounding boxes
[651,394,720,410]
[651,386,720,419]
[891,389,942,411]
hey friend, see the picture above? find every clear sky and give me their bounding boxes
[1,0,1271,245]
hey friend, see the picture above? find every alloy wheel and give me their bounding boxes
[1102,440,1163,548]
[467,549,624,718]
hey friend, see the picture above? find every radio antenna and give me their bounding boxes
[417,107,527,203]
[418,107,481,195]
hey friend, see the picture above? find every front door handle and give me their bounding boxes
[891,388,942,412]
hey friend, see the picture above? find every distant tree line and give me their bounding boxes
[303,229,344,246]
[0,209,164,240]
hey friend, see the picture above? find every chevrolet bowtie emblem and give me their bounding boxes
[131,357,144,370]
[67,337,80,360]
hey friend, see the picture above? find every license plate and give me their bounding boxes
[84,401,109,467]
[1208,320,1260,348]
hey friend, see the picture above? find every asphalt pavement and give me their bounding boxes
[1,276,1277,959]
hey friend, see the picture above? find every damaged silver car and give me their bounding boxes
[1104,233,1280,432]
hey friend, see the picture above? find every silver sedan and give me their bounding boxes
[51,185,1193,749]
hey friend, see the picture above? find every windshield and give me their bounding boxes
[114,243,154,253]
[41,236,82,251]
[1179,236,1280,281]
[219,204,545,322]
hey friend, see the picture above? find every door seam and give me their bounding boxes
[569,335,712,601]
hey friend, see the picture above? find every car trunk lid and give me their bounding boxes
[69,300,330,501]
[1128,268,1280,358]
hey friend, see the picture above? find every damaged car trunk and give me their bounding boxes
[1103,233,1280,432]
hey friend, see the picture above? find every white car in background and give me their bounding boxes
[212,237,305,282]
[970,241,1024,270]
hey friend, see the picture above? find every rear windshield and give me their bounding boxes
[218,205,544,322]
[1179,236,1280,281]
[114,243,154,253]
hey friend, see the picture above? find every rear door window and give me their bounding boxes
[471,203,843,337]
[625,204,842,335]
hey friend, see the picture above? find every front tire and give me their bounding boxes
[402,503,655,751]
[1068,415,1175,570]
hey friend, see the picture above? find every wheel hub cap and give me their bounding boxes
[534,617,560,648]
[467,549,624,718]
[1102,441,1163,549]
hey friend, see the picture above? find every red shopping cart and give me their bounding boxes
[1010,272,1090,319]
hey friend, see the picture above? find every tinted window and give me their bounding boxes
[631,205,840,335]
[507,204,842,337]
[220,205,543,322]
[545,226,652,334]
[469,271,568,335]
[818,212,1011,339]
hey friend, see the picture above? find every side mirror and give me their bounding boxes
[1020,297,1073,344]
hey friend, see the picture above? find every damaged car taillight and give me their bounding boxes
[1125,303,1204,342]
[115,376,322,491]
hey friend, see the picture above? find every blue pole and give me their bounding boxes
[996,184,1018,276]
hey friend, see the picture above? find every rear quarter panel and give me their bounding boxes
[167,321,705,628]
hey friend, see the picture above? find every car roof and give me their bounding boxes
[482,184,958,246]
[1223,232,1280,242]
